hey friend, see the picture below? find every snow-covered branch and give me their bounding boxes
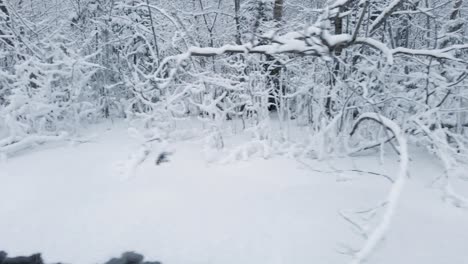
[349,113,409,264]
[0,133,68,157]
[392,44,468,61]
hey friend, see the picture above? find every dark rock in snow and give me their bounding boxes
[155,152,171,165]
[104,252,144,264]
[0,252,43,264]
[104,252,161,264]
[0,251,161,264]
[0,251,6,263]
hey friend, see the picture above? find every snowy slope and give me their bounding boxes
[0,122,467,264]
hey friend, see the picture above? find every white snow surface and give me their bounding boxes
[1,121,467,264]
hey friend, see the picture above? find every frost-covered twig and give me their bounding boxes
[297,159,394,183]
[348,135,396,156]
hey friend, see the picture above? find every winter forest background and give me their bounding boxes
[1,0,468,264]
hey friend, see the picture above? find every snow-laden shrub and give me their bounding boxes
[0,36,99,155]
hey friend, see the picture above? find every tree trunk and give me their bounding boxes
[234,0,241,44]
[267,0,284,111]
[325,7,344,117]
[146,0,161,64]
[273,0,283,24]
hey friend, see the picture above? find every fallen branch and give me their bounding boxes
[350,116,400,156]
[349,113,409,264]
[0,132,68,157]
[296,159,394,184]
[348,136,396,155]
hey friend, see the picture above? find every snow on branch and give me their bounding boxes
[180,30,396,62]
[349,113,409,264]
[392,44,468,61]
[156,25,468,84]
[153,26,394,82]
[166,35,467,71]
[184,28,332,57]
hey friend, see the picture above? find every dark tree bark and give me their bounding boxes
[273,0,283,24]
[440,0,463,48]
[234,0,241,44]
[267,0,284,111]
[0,0,14,47]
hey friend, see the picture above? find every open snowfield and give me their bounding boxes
[1,121,468,264]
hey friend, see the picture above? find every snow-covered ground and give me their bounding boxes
[1,122,467,264]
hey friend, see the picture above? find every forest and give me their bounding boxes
[1,0,468,264]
